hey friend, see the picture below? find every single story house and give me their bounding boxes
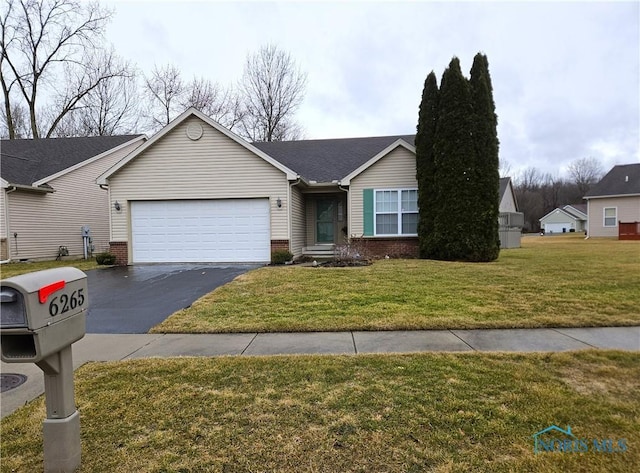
[1,135,145,261]
[539,204,587,234]
[97,108,518,265]
[584,163,640,238]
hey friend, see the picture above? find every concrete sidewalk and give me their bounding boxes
[2,326,639,418]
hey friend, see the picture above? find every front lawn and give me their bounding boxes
[153,235,640,333]
[0,258,101,279]
[2,351,638,472]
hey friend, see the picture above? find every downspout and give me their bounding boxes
[1,187,18,263]
[98,183,115,250]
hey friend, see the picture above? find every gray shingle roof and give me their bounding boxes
[564,204,587,217]
[584,163,640,198]
[499,177,511,201]
[252,135,415,182]
[1,135,143,186]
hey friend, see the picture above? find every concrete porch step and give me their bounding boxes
[302,246,336,259]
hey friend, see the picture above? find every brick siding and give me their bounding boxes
[351,237,419,259]
[270,240,290,253]
[109,241,128,266]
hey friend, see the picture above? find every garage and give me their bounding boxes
[544,223,570,234]
[131,199,270,263]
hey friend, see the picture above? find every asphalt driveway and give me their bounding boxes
[85,264,257,334]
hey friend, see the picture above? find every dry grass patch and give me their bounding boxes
[2,351,638,472]
[153,235,640,333]
[0,258,101,279]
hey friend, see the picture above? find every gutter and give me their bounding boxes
[6,183,55,194]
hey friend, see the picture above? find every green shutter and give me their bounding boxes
[363,189,374,236]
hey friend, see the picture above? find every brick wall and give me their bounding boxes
[351,237,419,259]
[270,240,290,253]
[109,241,128,266]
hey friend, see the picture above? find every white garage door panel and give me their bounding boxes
[131,200,270,263]
[545,223,568,233]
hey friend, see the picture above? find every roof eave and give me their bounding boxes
[6,183,55,194]
[584,193,640,200]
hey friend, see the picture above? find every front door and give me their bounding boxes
[316,200,335,244]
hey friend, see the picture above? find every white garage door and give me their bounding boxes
[131,199,270,263]
[544,223,569,234]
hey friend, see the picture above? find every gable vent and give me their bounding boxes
[186,123,204,141]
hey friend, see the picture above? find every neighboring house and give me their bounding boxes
[498,177,523,248]
[539,204,587,234]
[584,163,640,238]
[1,135,146,261]
[97,108,517,265]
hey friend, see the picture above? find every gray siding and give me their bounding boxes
[108,117,290,250]
[4,139,143,260]
[499,187,517,212]
[349,147,418,236]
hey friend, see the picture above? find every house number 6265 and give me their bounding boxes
[49,289,85,316]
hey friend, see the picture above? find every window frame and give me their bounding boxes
[373,188,419,237]
[603,207,617,227]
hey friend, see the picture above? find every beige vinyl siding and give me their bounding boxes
[0,189,7,260]
[588,196,640,237]
[305,199,315,246]
[109,116,289,243]
[349,147,418,236]
[5,140,143,260]
[290,185,306,256]
[0,188,6,239]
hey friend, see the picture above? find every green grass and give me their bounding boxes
[2,351,638,472]
[153,235,640,333]
[0,258,102,279]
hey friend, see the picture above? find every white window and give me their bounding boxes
[604,207,617,227]
[374,189,418,236]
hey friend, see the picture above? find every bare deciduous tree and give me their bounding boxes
[1,0,134,138]
[499,159,513,178]
[567,157,604,197]
[180,77,244,130]
[144,65,245,133]
[144,63,185,131]
[0,101,28,138]
[50,50,139,136]
[239,44,307,141]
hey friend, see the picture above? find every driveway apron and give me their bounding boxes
[85,264,256,333]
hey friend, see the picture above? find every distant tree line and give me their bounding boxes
[1,0,306,141]
[513,157,604,232]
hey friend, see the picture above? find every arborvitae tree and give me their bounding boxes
[430,57,478,261]
[415,72,439,258]
[469,53,500,261]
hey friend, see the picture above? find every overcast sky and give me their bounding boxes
[103,0,639,179]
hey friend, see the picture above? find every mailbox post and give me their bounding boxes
[1,267,88,473]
